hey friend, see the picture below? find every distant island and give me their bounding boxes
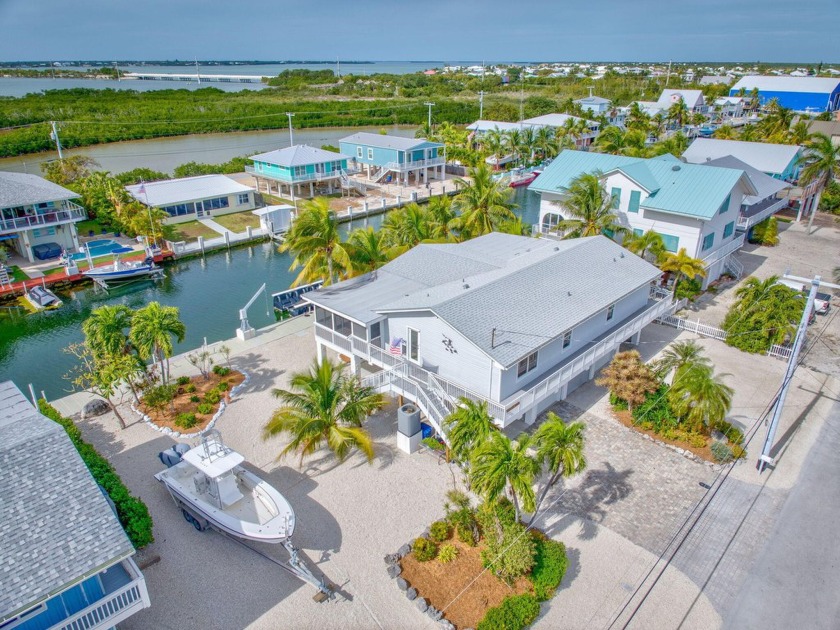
[0,60,380,68]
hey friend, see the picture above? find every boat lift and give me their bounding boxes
[166,488,335,602]
[236,283,268,340]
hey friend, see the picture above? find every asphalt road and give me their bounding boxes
[724,397,840,630]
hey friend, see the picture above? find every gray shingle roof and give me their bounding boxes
[704,155,791,205]
[682,138,801,176]
[0,382,134,621]
[307,234,661,367]
[0,172,79,210]
[339,132,442,151]
[249,144,350,167]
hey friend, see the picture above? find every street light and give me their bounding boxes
[286,112,295,147]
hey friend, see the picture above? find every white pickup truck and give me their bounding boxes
[777,278,832,315]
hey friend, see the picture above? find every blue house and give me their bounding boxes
[247,145,352,198]
[730,76,840,113]
[339,133,445,186]
[0,382,151,630]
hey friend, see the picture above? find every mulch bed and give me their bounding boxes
[140,370,244,433]
[612,408,715,461]
[400,537,532,630]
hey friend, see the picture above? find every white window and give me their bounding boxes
[367,148,374,160]
[517,351,538,378]
[562,330,572,349]
[356,147,363,158]
[607,304,615,321]
[237,193,250,205]
[408,328,419,362]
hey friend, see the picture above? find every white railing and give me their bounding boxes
[702,233,745,269]
[725,255,744,279]
[736,198,787,230]
[317,287,676,427]
[768,344,793,360]
[656,314,728,340]
[57,559,149,630]
[385,156,446,172]
[0,204,87,232]
[246,165,345,184]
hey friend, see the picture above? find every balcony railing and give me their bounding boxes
[701,233,745,268]
[384,156,446,172]
[56,558,150,630]
[0,202,87,233]
[737,197,788,230]
[315,286,675,428]
[246,165,358,184]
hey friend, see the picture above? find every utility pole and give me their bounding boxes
[423,102,435,132]
[286,112,295,147]
[519,77,525,122]
[758,274,840,472]
[49,121,63,160]
[336,57,341,79]
[479,90,484,119]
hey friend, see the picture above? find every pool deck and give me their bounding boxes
[0,248,175,300]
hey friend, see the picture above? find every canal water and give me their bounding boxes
[0,186,542,398]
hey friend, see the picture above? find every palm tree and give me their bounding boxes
[346,227,394,276]
[722,275,805,352]
[531,413,586,519]
[129,302,186,385]
[380,203,438,250]
[470,431,538,523]
[554,171,628,239]
[444,398,495,463]
[668,365,734,434]
[658,248,707,298]
[667,100,690,128]
[506,129,524,165]
[626,102,650,133]
[520,126,538,163]
[713,125,737,140]
[798,132,840,232]
[453,164,517,238]
[83,304,134,358]
[623,230,665,263]
[788,120,811,145]
[483,129,505,167]
[280,197,350,286]
[654,339,711,382]
[534,126,556,159]
[263,358,385,465]
[426,195,459,241]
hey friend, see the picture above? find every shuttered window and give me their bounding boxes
[628,190,641,213]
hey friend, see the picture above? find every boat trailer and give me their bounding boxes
[165,486,335,602]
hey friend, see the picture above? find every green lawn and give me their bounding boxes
[263,194,296,205]
[212,211,261,233]
[76,218,111,236]
[7,266,29,282]
[164,221,220,242]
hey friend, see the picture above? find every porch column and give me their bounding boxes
[316,341,325,366]
[524,406,538,426]
[631,330,642,345]
[559,383,568,401]
[588,364,596,380]
[309,182,314,197]
[21,231,34,263]
[349,354,360,377]
[70,224,80,251]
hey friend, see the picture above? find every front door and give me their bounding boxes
[407,328,419,363]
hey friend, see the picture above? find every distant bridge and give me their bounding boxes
[122,72,267,84]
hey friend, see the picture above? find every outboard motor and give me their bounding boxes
[158,442,191,467]
[143,256,154,266]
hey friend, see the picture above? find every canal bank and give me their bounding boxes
[0,186,541,398]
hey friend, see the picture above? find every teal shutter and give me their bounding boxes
[611,187,621,209]
[723,221,734,238]
[628,190,641,213]
[719,194,731,214]
[659,233,679,252]
[702,233,715,251]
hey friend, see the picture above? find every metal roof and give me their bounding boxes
[704,155,791,205]
[731,75,840,94]
[521,113,598,128]
[0,172,79,209]
[657,89,705,109]
[574,96,611,105]
[338,132,443,151]
[612,161,661,193]
[529,150,642,194]
[466,120,533,133]
[682,138,801,176]
[249,144,350,167]
[307,234,660,367]
[0,382,134,621]
[126,174,254,207]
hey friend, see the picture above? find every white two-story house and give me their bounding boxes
[305,233,672,452]
[531,150,757,287]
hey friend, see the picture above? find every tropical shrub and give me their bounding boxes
[438,544,459,563]
[204,389,221,405]
[175,412,199,429]
[710,441,734,463]
[185,383,197,393]
[189,395,200,403]
[37,400,154,548]
[457,523,477,546]
[674,277,703,301]
[422,436,445,451]
[609,393,628,410]
[477,594,540,630]
[444,490,479,546]
[631,386,679,433]
[177,375,191,386]
[749,217,779,246]
[731,444,747,460]
[713,419,744,445]
[430,520,451,542]
[596,351,659,410]
[143,383,177,412]
[213,365,231,376]
[723,276,804,354]
[478,502,536,582]
[197,403,214,415]
[530,536,568,601]
[412,537,438,562]
[217,381,229,392]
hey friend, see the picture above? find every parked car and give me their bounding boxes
[777,278,831,315]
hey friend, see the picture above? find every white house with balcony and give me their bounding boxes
[530,150,757,287]
[0,172,87,262]
[304,233,672,451]
[339,133,445,186]
[126,174,256,224]
[0,381,151,630]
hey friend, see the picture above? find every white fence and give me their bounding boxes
[655,313,794,360]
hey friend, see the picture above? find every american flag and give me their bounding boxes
[389,337,404,356]
[137,182,146,195]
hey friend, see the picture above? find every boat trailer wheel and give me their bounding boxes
[182,508,203,531]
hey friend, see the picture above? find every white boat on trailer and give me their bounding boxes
[155,430,333,600]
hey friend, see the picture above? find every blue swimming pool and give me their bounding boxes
[70,239,123,261]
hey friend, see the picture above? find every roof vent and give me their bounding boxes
[672,165,681,171]
[463,283,470,289]
[554,246,560,251]
[567,291,572,296]
[620,252,625,258]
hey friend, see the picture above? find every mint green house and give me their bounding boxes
[247,145,352,198]
[339,132,445,186]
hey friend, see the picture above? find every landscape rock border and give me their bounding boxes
[130,368,250,439]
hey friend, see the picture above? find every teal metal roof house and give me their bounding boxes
[0,381,151,630]
[339,132,445,186]
[247,145,352,199]
[530,150,757,287]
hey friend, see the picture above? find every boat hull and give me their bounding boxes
[82,264,158,282]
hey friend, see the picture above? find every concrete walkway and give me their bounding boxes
[199,217,231,235]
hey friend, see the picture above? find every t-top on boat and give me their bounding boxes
[155,430,295,543]
[81,247,162,286]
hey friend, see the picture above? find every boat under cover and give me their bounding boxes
[25,285,62,310]
[155,431,295,543]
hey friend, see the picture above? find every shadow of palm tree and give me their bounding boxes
[233,351,285,393]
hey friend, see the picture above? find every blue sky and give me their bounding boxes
[1,0,837,63]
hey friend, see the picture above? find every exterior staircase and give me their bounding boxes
[339,170,368,196]
[724,254,744,279]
